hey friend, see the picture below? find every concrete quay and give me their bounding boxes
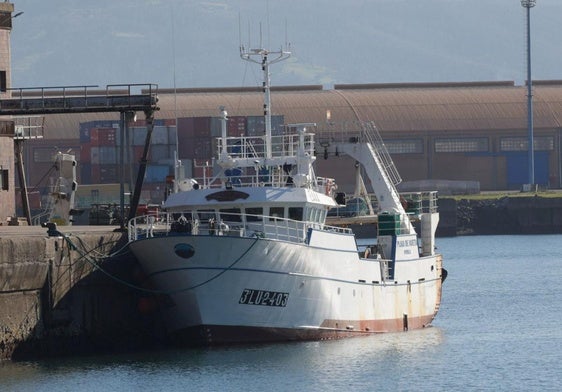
[0,225,162,361]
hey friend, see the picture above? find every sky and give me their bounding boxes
[8,0,562,90]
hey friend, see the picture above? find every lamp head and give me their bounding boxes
[521,0,536,8]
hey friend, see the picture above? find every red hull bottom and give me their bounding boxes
[169,314,437,346]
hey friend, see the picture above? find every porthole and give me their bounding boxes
[174,243,195,259]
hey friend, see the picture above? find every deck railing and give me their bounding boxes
[128,211,352,244]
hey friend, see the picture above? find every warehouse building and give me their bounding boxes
[19,80,562,209]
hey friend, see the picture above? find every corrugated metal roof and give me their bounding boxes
[32,81,562,139]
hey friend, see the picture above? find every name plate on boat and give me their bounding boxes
[239,288,289,307]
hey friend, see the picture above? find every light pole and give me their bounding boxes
[521,0,536,187]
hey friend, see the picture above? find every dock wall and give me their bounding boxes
[0,230,162,360]
[439,195,562,236]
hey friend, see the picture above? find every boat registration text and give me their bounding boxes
[239,288,289,307]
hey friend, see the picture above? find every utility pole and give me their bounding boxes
[521,0,536,187]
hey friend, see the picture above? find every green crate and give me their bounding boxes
[378,213,401,236]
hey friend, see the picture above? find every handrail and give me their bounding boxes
[2,84,158,115]
[128,211,352,243]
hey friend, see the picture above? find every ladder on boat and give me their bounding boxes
[322,121,414,235]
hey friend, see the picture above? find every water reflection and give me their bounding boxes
[0,328,445,392]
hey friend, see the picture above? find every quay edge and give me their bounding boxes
[0,226,163,361]
[439,194,562,236]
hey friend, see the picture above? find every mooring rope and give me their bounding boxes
[60,232,260,295]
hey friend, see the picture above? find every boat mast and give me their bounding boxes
[240,46,290,160]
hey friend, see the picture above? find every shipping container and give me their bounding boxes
[210,117,222,137]
[91,164,101,183]
[152,126,169,145]
[228,116,247,136]
[80,128,91,143]
[168,126,177,146]
[177,117,195,138]
[100,164,118,183]
[246,115,284,136]
[115,127,120,146]
[99,146,118,164]
[81,145,91,164]
[91,146,118,164]
[169,144,178,159]
[194,117,212,137]
[90,128,99,145]
[91,146,100,164]
[151,144,171,162]
[80,163,92,184]
[193,137,212,159]
[132,145,150,162]
[145,165,170,183]
[246,116,264,136]
[177,137,194,160]
[271,115,285,136]
[133,127,148,146]
[97,128,117,146]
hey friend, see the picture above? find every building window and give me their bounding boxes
[1,169,8,190]
[434,137,488,153]
[0,71,6,92]
[500,136,554,151]
[385,139,424,154]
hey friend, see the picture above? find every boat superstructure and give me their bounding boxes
[127,46,445,345]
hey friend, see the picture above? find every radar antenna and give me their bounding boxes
[239,44,291,159]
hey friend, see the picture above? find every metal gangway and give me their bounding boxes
[0,84,159,226]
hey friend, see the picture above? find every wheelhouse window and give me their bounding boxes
[219,208,242,222]
[288,207,303,221]
[245,207,263,222]
[197,209,215,221]
[269,207,284,221]
[305,207,321,223]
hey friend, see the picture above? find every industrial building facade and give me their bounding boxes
[17,81,562,212]
[0,2,16,222]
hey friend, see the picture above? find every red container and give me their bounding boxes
[91,164,101,183]
[132,146,149,162]
[97,128,117,146]
[193,137,212,159]
[177,117,195,138]
[81,145,91,164]
[90,128,99,145]
[193,117,211,137]
[228,116,247,136]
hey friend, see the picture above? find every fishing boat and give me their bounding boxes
[127,46,446,345]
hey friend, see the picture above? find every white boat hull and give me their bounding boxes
[129,231,444,345]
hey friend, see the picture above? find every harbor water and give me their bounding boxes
[1,234,561,391]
